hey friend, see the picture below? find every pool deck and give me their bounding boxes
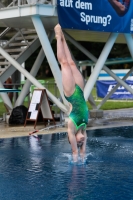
[0,108,133,139]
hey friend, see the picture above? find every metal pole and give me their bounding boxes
[31,15,69,107]
[15,47,44,107]
[15,31,54,107]
[84,33,118,100]
[0,47,68,113]
[124,34,133,58]
[0,81,13,111]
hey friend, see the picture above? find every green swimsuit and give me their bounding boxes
[65,85,89,130]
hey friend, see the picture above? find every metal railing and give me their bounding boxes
[1,81,64,122]
[6,0,56,7]
[3,81,60,104]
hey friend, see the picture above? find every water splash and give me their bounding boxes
[62,153,87,165]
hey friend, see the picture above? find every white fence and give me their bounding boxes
[98,69,133,80]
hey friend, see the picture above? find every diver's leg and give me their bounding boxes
[61,30,85,90]
[54,24,75,96]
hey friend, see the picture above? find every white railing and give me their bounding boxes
[7,0,56,7]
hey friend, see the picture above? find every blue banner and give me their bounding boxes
[96,80,133,99]
[57,0,133,33]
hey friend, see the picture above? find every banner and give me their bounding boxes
[96,80,133,99]
[57,0,133,33]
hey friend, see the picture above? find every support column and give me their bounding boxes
[0,47,68,113]
[15,31,54,107]
[0,81,13,111]
[124,34,133,58]
[31,15,69,107]
[84,33,118,100]
[14,47,44,107]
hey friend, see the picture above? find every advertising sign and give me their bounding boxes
[57,0,133,33]
[96,80,133,99]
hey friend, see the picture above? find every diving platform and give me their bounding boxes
[0,2,131,44]
[0,0,133,119]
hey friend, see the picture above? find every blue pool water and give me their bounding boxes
[0,126,133,200]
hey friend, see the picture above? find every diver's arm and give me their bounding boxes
[67,120,78,162]
[80,130,87,161]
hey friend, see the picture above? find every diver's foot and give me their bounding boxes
[54,24,62,40]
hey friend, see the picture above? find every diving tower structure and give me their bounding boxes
[0,0,133,116]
